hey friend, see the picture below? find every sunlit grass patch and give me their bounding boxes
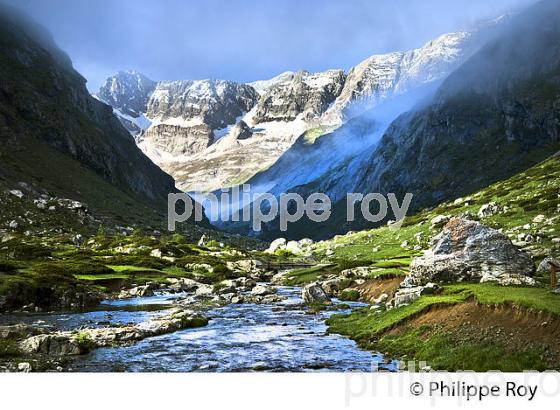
[444,283,560,315]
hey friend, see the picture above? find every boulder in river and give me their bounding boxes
[251,285,276,296]
[302,282,330,304]
[402,218,535,287]
[19,308,208,356]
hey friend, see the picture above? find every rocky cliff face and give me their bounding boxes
[146,80,258,130]
[252,70,346,123]
[96,70,156,118]
[95,70,156,135]
[144,80,258,159]
[0,6,182,220]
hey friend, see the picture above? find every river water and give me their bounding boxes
[1,286,397,372]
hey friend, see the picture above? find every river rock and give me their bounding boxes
[195,284,214,298]
[20,334,83,355]
[167,277,202,292]
[222,277,257,292]
[271,271,289,284]
[231,295,244,304]
[244,294,285,304]
[402,218,535,287]
[249,270,274,282]
[302,282,330,304]
[20,308,208,356]
[0,324,46,339]
[251,285,276,296]
[118,284,155,299]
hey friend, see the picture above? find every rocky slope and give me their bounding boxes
[0,5,188,225]
[350,0,560,218]
[321,30,475,124]
[239,0,560,240]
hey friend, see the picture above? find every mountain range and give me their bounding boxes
[96,23,493,193]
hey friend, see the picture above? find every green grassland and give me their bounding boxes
[320,156,560,370]
[327,283,560,371]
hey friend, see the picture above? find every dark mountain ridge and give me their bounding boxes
[0,5,189,227]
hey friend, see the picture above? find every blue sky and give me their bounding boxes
[6,0,536,91]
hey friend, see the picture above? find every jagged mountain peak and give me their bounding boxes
[321,30,474,124]
[249,71,296,94]
[96,70,156,118]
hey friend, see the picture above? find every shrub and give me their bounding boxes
[338,289,361,302]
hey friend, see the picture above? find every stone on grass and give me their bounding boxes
[265,238,287,254]
[478,202,503,219]
[536,257,560,274]
[402,218,535,287]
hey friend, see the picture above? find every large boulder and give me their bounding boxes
[302,282,330,304]
[265,238,287,254]
[250,285,276,296]
[403,218,535,287]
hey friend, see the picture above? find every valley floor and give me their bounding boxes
[1,156,560,372]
